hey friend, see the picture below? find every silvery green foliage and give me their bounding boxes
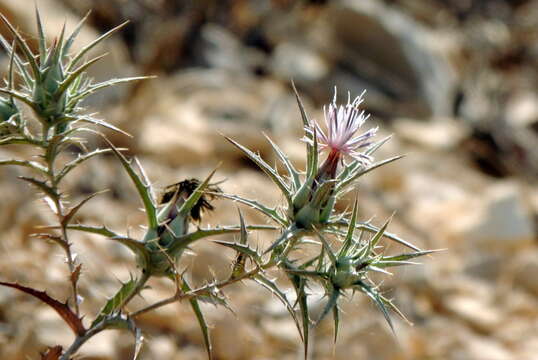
[0,10,437,360]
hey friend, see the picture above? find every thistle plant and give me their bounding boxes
[0,10,438,360]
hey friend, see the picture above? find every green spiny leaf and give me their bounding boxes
[67,20,129,72]
[336,155,404,194]
[263,133,301,190]
[62,11,91,58]
[167,224,275,258]
[313,228,337,266]
[182,278,212,360]
[62,190,106,226]
[316,285,339,327]
[0,13,40,78]
[338,198,359,257]
[253,274,304,342]
[213,192,287,226]
[356,280,395,334]
[19,176,58,198]
[68,76,153,107]
[91,277,138,327]
[213,240,262,266]
[224,136,292,205]
[103,137,157,229]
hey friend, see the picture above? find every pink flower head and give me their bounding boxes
[305,88,378,168]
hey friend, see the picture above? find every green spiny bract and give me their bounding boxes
[0,10,148,139]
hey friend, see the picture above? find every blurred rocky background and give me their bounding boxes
[0,0,537,359]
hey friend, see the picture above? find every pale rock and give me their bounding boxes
[445,295,502,332]
[78,330,119,359]
[463,336,513,360]
[452,181,535,249]
[513,250,538,296]
[271,42,329,83]
[505,92,538,127]
[148,335,176,359]
[212,312,253,360]
[34,308,73,348]
[261,318,302,347]
[137,71,288,166]
[197,24,266,73]
[394,117,468,150]
[327,0,458,117]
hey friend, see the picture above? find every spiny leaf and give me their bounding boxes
[238,208,248,245]
[68,76,154,106]
[57,53,108,96]
[103,137,157,229]
[253,274,304,342]
[283,268,326,279]
[97,314,144,360]
[19,176,58,198]
[63,224,122,238]
[0,281,85,335]
[212,192,287,226]
[0,13,40,78]
[263,133,301,190]
[111,236,150,268]
[286,268,310,360]
[0,35,33,87]
[224,136,292,205]
[62,190,106,226]
[91,278,138,327]
[35,6,46,61]
[0,88,38,110]
[356,280,395,334]
[62,10,91,57]
[0,159,48,175]
[57,148,122,182]
[329,220,420,251]
[336,155,404,194]
[365,135,393,156]
[264,225,304,254]
[77,115,131,137]
[67,20,129,71]
[380,249,442,263]
[167,224,275,258]
[315,285,339,327]
[365,215,393,257]
[332,304,340,344]
[213,240,262,266]
[313,228,337,266]
[182,278,212,360]
[338,198,359,257]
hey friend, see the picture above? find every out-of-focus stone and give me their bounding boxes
[137,70,289,166]
[326,0,458,117]
[513,250,538,296]
[463,336,513,360]
[394,117,468,150]
[271,42,329,83]
[450,181,535,249]
[197,24,266,73]
[505,92,538,127]
[445,295,502,332]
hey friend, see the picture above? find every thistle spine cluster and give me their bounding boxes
[0,10,436,360]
